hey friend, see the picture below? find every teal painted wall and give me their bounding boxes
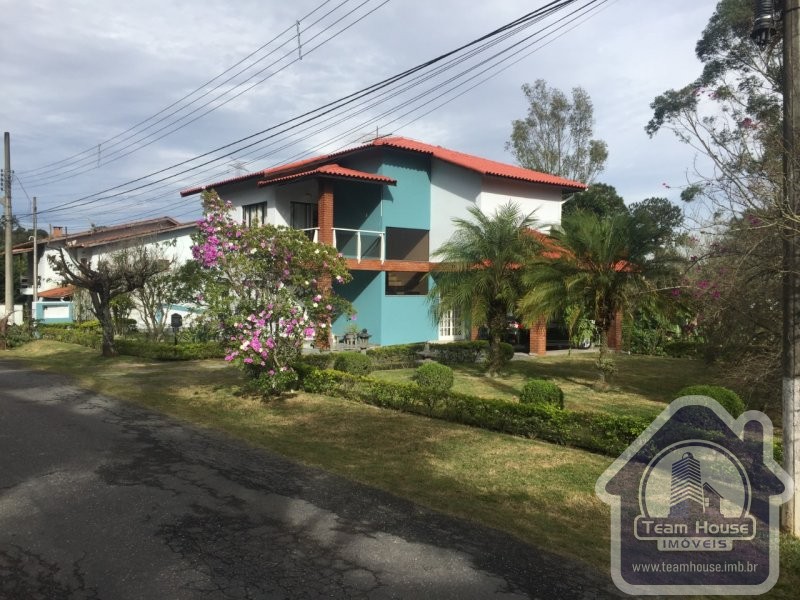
[377,151,431,230]
[332,270,383,344]
[381,292,437,345]
[331,149,436,347]
[34,301,74,323]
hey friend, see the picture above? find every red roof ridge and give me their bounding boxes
[180,136,586,196]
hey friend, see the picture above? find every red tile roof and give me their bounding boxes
[257,164,396,187]
[37,285,75,299]
[371,137,586,189]
[180,136,586,196]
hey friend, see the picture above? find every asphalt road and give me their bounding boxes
[0,360,621,599]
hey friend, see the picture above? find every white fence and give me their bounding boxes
[0,304,24,325]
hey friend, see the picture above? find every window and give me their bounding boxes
[386,271,428,295]
[291,202,318,230]
[385,227,429,261]
[438,307,464,340]
[243,201,268,227]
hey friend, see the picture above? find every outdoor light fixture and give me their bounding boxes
[170,312,183,345]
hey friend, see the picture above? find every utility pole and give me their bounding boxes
[754,0,800,536]
[782,0,800,538]
[3,132,12,325]
[32,197,38,304]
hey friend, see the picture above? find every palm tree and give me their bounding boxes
[430,202,541,374]
[518,210,674,381]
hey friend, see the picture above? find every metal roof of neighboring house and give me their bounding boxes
[37,285,75,299]
[180,136,587,196]
[257,164,396,187]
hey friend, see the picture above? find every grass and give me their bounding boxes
[4,341,798,598]
[372,353,720,421]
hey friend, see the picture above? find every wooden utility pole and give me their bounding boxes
[782,0,800,537]
[3,132,12,324]
[32,197,38,304]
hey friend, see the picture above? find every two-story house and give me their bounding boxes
[180,137,586,352]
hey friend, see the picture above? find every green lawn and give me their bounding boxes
[372,353,722,421]
[4,341,798,598]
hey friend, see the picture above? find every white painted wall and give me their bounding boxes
[477,178,564,232]
[214,179,318,228]
[429,159,481,259]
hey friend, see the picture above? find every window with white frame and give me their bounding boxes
[243,201,268,227]
[438,307,464,340]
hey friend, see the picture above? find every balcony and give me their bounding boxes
[302,227,385,263]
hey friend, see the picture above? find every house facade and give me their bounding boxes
[13,217,196,325]
[181,137,586,351]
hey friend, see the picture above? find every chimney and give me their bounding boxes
[50,226,66,239]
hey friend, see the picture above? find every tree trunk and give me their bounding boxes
[99,302,117,357]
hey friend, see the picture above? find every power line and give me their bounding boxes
[22,0,387,187]
[18,0,344,177]
[28,0,602,226]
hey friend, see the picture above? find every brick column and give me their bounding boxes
[607,310,623,352]
[529,317,546,356]
[470,324,480,341]
[317,180,334,246]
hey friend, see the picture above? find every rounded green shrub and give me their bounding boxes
[519,378,564,409]
[499,342,514,363]
[676,384,745,417]
[333,352,372,375]
[412,361,454,392]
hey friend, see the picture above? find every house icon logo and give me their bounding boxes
[596,396,793,596]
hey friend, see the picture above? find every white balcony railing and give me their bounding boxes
[301,227,385,263]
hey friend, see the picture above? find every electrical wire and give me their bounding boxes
[24,0,605,227]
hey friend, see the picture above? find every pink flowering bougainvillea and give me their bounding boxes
[192,190,351,394]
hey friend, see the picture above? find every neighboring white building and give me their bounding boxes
[13,217,197,325]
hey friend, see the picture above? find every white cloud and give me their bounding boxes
[0,0,717,228]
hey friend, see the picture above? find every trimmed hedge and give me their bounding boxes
[304,369,650,457]
[37,326,224,360]
[428,340,488,364]
[39,327,102,349]
[333,352,373,375]
[413,362,454,392]
[114,339,225,361]
[519,379,564,409]
[366,343,426,369]
[676,384,746,417]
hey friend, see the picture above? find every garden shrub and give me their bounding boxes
[3,324,35,348]
[114,339,225,360]
[519,379,564,409]
[39,326,102,349]
[499,342,514,363]
[333,352,372,375]
[413,362,454,392]
[302,368,650,457]
[428,340,489,364]
[676,384,746,417]
[366,343,425,369]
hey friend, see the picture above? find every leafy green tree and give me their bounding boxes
[430,202,541,375]
[563,183,626,218]
[645,0,783,403]
[518,211,676,381]
[506,79,608,183]
[628,197,684,248]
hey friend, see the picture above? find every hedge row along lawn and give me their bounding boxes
[5,341,799,598]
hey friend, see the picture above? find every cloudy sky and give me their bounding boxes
[0,0,717,232]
